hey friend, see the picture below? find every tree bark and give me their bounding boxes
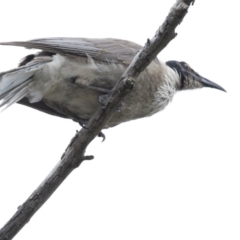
[0,1,195,239]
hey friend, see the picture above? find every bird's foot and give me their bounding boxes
[98,131,106,142]
[98,95,108,106]
[116,102,123,112]
[98,95,123,113]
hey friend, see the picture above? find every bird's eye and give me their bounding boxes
[180,61,192,71]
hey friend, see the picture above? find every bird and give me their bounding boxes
[0,38,225,130]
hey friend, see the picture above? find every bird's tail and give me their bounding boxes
[0,63,45,111]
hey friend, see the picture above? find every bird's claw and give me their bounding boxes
[98,132,106,142]
[98,95,108,106]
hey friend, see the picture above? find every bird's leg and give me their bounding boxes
[98,132,106,142]
[78,120,105,141]
[98,94,123,113]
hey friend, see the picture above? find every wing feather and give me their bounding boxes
[0,37,142,64]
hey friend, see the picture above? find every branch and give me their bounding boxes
[0,1,195,239]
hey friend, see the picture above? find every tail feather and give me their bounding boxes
[0,78,32,110]
[0,62,46,111]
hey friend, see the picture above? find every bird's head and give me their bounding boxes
[166,61,226,92]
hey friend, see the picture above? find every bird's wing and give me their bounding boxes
[0,38,144,121]
[0,37,142,65]
[0,38,143,93]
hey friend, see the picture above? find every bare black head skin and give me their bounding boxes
[166,61,226,92]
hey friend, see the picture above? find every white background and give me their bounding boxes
[0,0,239,239]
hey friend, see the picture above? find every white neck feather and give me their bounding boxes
[150,66,179,115]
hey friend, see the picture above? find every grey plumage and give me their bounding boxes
[0,38,225,128]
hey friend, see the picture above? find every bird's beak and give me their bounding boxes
[197,76,226,92]
[188,71,226,92]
